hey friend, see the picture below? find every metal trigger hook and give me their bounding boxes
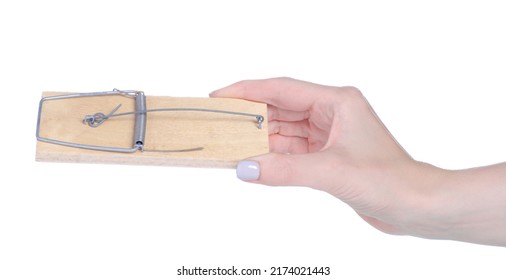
[82,104,122,128]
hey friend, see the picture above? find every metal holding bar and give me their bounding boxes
[94,108,264,129]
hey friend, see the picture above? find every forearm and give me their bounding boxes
[410,162,506,246]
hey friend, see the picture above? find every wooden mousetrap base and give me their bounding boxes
[36,92,269,168]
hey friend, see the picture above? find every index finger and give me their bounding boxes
[210,77,335,112]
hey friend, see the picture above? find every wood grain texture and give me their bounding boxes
[36,92,269,168]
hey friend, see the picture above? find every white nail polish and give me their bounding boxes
[236,160,260,181]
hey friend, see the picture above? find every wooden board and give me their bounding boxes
[36,92,269,168]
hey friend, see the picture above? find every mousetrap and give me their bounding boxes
[36,89,269,168]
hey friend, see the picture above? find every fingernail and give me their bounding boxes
[236,160,260,181]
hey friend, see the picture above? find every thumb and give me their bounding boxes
[236,152,334,189]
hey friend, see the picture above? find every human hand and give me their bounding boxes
[210,78,506,246]
[211,77,437,235]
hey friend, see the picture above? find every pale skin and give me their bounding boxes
[211,77,506,247]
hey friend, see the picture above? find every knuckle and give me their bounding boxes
[336,86,368,108]
[270,120,281,134]
[326,86,365,106]
[342,86,364,99]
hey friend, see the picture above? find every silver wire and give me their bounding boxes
[83,106,265,129]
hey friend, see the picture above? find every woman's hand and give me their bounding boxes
[211,77,506,246]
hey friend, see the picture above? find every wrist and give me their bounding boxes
[395,162,452,238]
[402,162,506,246]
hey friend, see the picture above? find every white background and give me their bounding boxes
[1,1,505,279]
